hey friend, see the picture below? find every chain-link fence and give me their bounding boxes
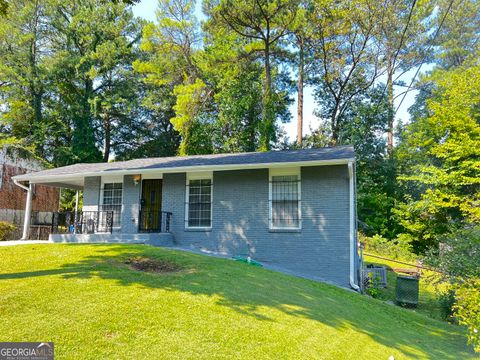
[0,209,53,240]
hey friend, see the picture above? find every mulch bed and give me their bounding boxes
[124,257,181,273]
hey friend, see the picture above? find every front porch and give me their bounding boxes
[48,209,173,244]
[16,173,174,243]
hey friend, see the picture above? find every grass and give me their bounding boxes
[364,254,447,320]
[0,244,477,359]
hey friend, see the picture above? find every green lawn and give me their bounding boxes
[0,244,476,359]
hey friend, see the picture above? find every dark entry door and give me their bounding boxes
[139,179,163,232]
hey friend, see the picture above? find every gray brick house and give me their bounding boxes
[13,146,360,289]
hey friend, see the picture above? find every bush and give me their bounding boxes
[455,280,480,353]
[360,233,416,261]
[438,289,456,322]
[426,226,480,352]
[427,227,480,278]
[365,272,382,298]
[0,221,16,241]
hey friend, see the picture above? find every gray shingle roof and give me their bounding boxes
[13,146,354,181]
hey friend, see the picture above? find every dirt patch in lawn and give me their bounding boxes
[124,257,182,273]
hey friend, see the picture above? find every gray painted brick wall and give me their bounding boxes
[83,176,100,212]
[121,175,141,234]
[161,165,352,287]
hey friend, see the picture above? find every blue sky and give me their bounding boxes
[133,0,422,142]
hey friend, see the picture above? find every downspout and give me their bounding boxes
[13,178,29,191]
[348,162,360,291]
[13,179,33,240]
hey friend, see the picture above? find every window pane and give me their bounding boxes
[271,175,300,228]
[189,188,200,196]
[102,183,122,227]
[272,201,299,228]
[187,178,212,227]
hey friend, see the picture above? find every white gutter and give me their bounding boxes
[348,161,360,292]
[13,178,29,191]
[13,158,355,185]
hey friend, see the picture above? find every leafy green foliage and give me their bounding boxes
[206,0,298,150]
[365,272,382,298]
[396,63,480,250]
[438,289,456,322]
[455,280,480,353]
[212,62,264,152]
[427,227,480,279]
[48,1,145,163]
[171,79,214,155]
[59,189,82,212]
[309,0,383,144]
[0,0,178,165]
[426,226,480,352]
[361,233,416,261]
[306,85,395,238]
[0,221,16,241]
[434,0,480,69]
[0,0,7,16]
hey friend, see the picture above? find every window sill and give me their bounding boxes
[185,227,212,232]
[269,228,302,233]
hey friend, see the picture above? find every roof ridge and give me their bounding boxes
[120,145,354,163]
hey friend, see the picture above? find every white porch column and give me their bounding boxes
[74,190,79,234]
[21,183,33,240]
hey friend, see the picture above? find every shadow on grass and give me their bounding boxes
[0,244,474,359]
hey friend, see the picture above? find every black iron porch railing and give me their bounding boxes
[98,204,122,227]
[51,211,114,234]
[138,210,172,233]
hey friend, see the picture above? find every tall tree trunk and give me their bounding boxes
[386,51,396,237]
[261,39,273,151]
[297,39,304,146]
[28,1,44,156]
[387,54,394,159]
[103,112,111,162]
[73,77,100,162]
[330,103,339,145]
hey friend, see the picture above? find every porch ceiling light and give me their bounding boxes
[133,174,141,185]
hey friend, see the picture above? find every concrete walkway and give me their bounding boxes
[0,240,51,246]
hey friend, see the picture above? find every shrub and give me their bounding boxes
[438,289,456,322]
[454,279,480,353]
[365,272,382,298]
[426,226,480,352]
[427,227,480,278]
[0,221,16,241]
[360,233,416,261]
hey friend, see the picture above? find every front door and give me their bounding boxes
[139,179,163,232]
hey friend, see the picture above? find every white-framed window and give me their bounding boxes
[100,178,123,227]
[185,172,213,229]
[269,168,301,230]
